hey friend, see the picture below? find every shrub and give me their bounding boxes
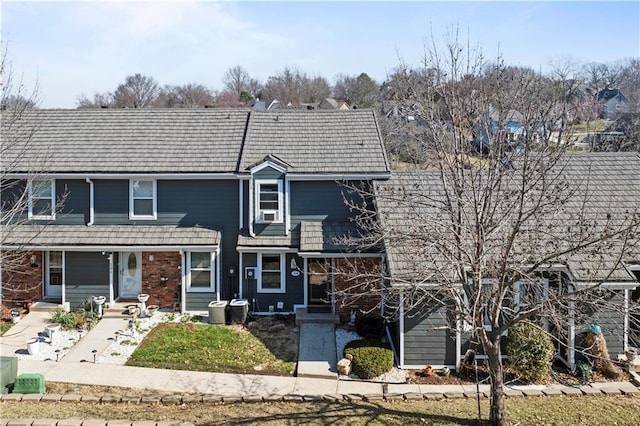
[355,316,384,339]
[344,339,394,379]
[506,320,554,383]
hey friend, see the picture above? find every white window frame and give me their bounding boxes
[258,252,286,293]
[28,179,56,220]
[129,179,157,220]
[254,179,283,224]
[187,251,215,292]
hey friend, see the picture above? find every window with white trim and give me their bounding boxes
[28,179,55,220]
[255,180,283,223]
[188,252,215,292]
[258,253,285,293]
[129,180,157,219]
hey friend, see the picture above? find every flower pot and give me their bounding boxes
[27,338,40,355]
[46,323,61,339]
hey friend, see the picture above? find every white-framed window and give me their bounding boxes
[129,179,157,220]
[28,179,55,220]
[258,253,285,293]
[187,251,215,292]
[255,180,283,223]
[48,251,63,285]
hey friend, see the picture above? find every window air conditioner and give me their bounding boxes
[261,211,278,223]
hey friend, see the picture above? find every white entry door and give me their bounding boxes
[120,251,142,298]
[45,251,63,299]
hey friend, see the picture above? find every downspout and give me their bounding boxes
[108,252,114,304]
[248,176,255,237]
[85,177,94,226]
[180,249,186,313]
[284,177,290,236]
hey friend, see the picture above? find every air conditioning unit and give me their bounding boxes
[261,211,278,223]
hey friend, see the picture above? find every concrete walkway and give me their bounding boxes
[61,317,129,363]
[296,323,336,379]
[0,311,51,357]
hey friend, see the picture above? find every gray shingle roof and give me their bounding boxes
[2,224,221,247]
[239,110,390,174]
[2,109,390,176]
[299,221,361,252]
[374,153,640,284]
[236,228,300,249]
[2,109,249,173]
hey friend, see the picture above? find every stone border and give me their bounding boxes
[1,384,639,406]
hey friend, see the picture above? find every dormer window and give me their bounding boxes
[129,179,157,220]
[28,179,55,220]
[255,180,283,223]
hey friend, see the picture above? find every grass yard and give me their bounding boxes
[126,321,297,375]
[2,391,640,425]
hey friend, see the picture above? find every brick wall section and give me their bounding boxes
[1,251,43,305]
[141,251,181,309]
[334,257,382,322]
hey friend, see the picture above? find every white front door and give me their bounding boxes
[45,251,63,299]
[120,251,142,298]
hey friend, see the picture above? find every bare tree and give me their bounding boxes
[112,73,160,108]
[157,83,215,108]
[222,65,251,98]
[76,92,113,109]
[333,72,380,108]
[337,33,640,425]
[1,49,66,304]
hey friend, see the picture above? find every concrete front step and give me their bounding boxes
[295,308,339,326]
[29,301,62,312]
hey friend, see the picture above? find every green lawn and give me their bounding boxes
[0,321,13,336]
[126,322,296,375]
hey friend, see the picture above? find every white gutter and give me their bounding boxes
[85,177,94,226]
[180,250,186,313]
[248,175,255,237]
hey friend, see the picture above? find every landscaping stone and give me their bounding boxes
[160,395,182,405]
[81,395,101,402]
[521,389,544,397]
[20,394,43,402]
[560,387,583,396]
[322,394,342,402]
[423,393,445,400]
[221,396,242,404]
[132,421,157,426]
[282,394,304,402]
[61,394,83,402]
[31,420,58,426]
[100,395,121,403]
[262,395,283,402]
[363,393,384,401]
[242,396,262,403]
[580,387,603,396]
[618,383,640,395]
[140,396,162,404]
[444,391,465,399]
[343,393,363,402]
[403,392,423,401]
[121,396,142,404]
[181,395,202,404]
[2,394,23,401]
[503,388,523,397]
[383,393,405,401]
[541,388,563,396]
[599,387,621,395]
[302,395,322,402]
[40,394,62,402]
[463,391,487,399]
[6,419,33,426]
[81,420,107,426]
[107,420,133,426]
[201,395,222,404]
[56,419,83,426]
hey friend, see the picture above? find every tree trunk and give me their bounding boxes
[486,339,506,425]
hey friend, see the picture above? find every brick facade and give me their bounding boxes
[141,251,181,309]
[1,251,43,306]
[333,257,383,322]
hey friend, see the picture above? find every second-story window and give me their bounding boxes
[28,179,55,220]
[130,179,157,220]
[255,180,283,223]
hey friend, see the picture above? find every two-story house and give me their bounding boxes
[1,109,390,318]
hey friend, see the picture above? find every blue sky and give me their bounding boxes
[2,1,639,108]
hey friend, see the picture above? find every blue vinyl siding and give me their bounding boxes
[56,179,89,225]
[403,303,457,366]
[290,181,360,227]
[65,252,111,309]
[241,253,304,312]
[94,180,129,224]
[186,292,216,312]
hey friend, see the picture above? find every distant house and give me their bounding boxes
[597,89,628,119]
[318,98,350,110]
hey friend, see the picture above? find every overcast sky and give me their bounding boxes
[2,1,639,108]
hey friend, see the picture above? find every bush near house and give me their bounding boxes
[506,320,554,383]
[344,338,394,379]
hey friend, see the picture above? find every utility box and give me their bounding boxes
[208,300,228,325]
[229,299,249,324]
[12,373,45,394]
[0,356,18,394]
